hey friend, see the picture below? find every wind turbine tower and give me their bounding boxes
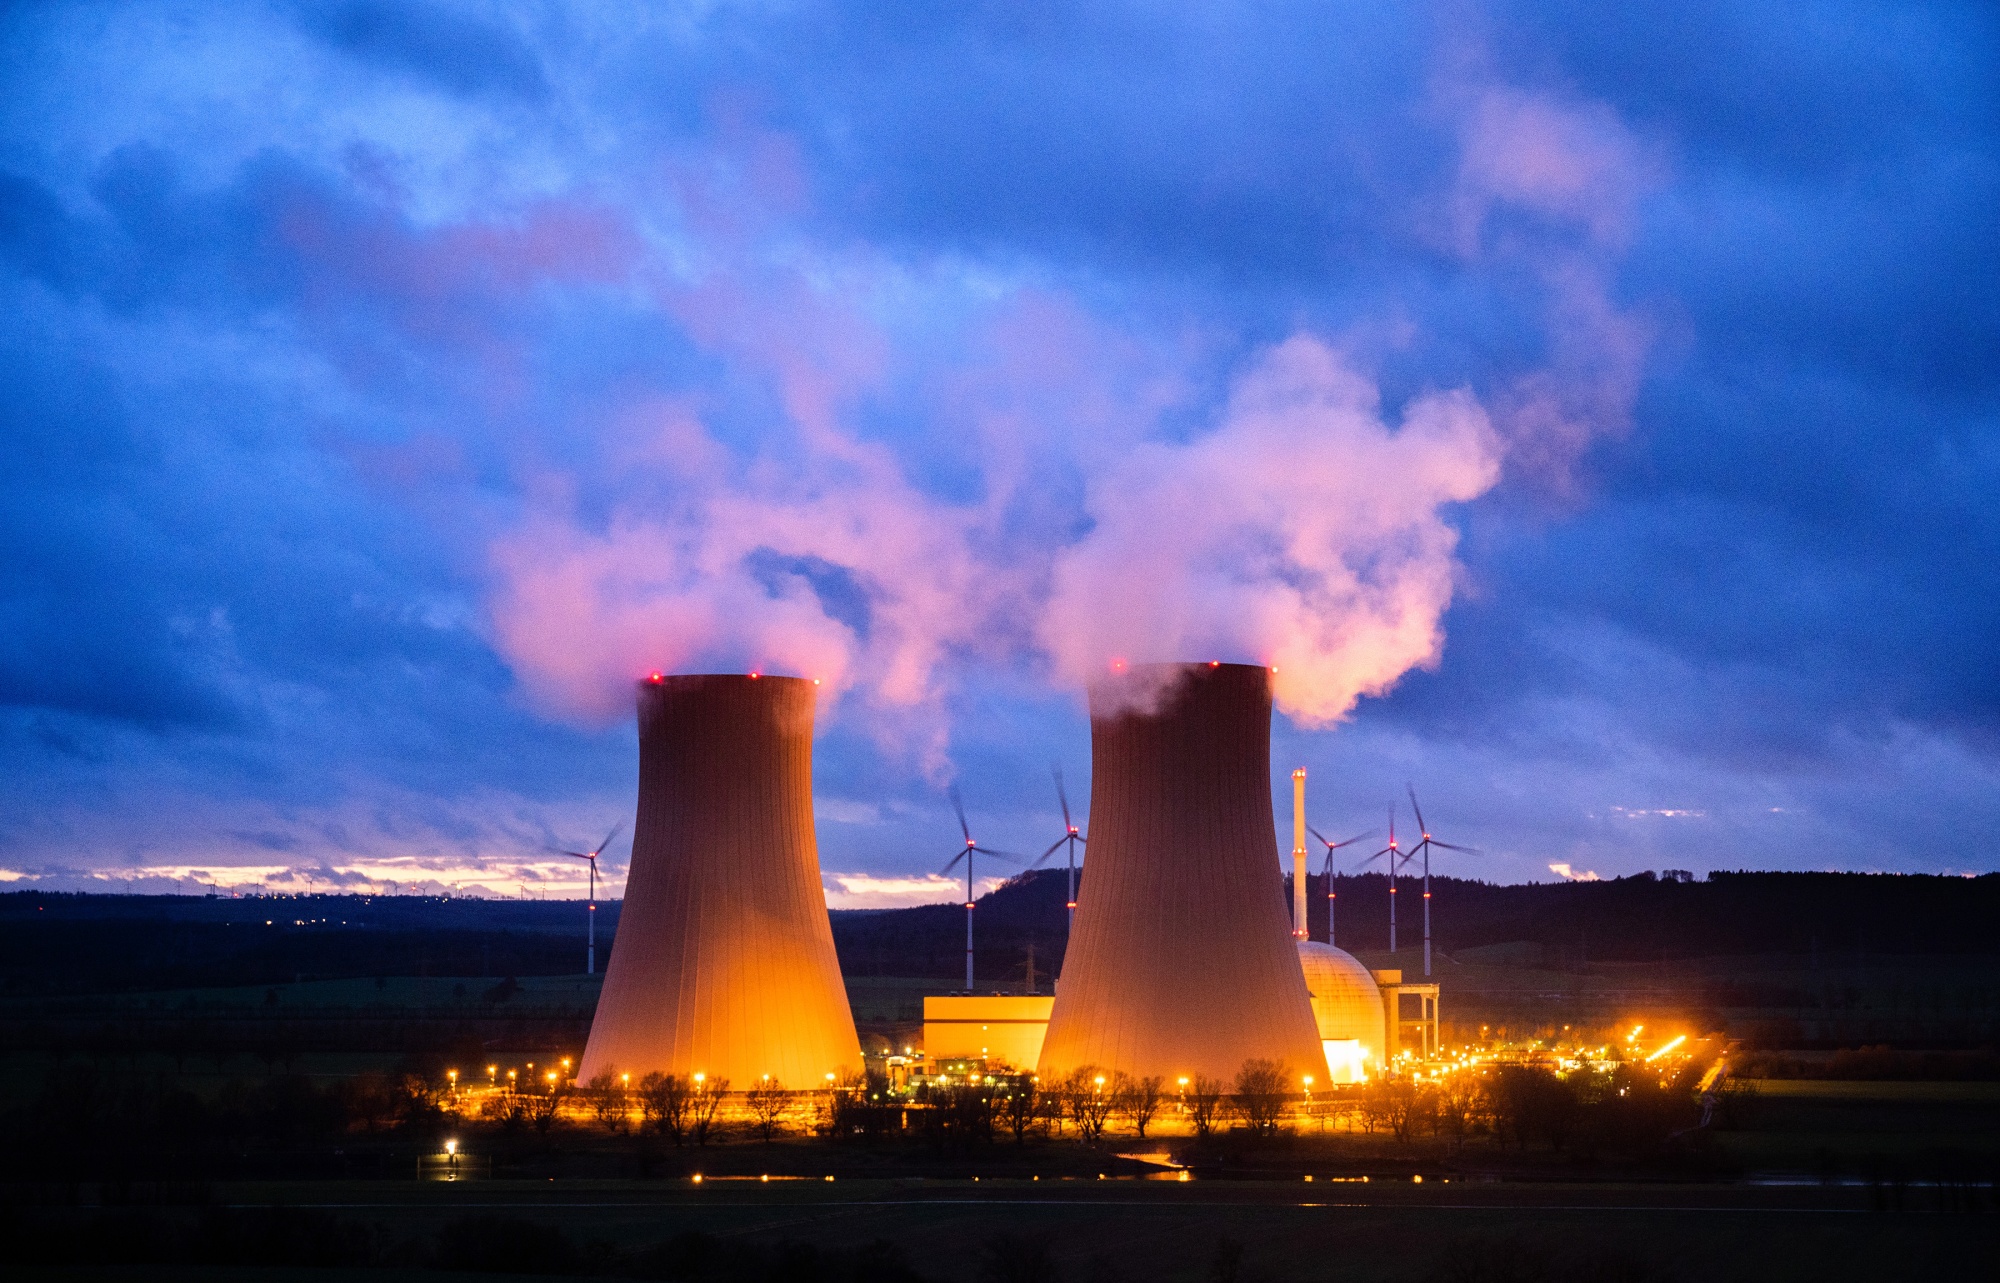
[1291,768,1309,939]
[1356,810,1404,952]
[559,823,620,975]
[1030,765,1086,934]
[1308,823,1370,947]
[942,787,1020,992]
[1405,785,1478,978]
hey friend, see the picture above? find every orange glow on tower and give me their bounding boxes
[1038,662,1323,1081]
[578,674,861,1086]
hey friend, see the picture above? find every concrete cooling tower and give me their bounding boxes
[578,674,861,1088]
[1038,662,1325,1082]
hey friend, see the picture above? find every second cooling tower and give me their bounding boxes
[1038,662,1324,1081]
[578,674,861,1087]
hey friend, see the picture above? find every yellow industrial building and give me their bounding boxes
[921,995,1055,1068]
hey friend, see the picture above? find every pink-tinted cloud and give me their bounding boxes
[1040,336,1503,725]
[480,80,1652,745]
[1450,86,1650,250]
[1428,69,1662,495]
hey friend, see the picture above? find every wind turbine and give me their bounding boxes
[1406,786,1479,978]
[1353,808,1407,952]
[941,787,1021,993]
[1028,765,1086,934]
[557,823,621,975]
[1307,824,1371,948]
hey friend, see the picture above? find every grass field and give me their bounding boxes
[7,1177,1998,1283]
[1740,1078,2000,1102]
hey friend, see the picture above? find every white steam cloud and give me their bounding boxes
[1042,337,1500,725]
[483,74,1651,741]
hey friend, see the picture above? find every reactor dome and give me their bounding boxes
[1296,940,1387,1082]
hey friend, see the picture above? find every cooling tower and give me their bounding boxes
[1037,662,1325,1082]
[578,674,861,1088]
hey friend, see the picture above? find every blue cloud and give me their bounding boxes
[300,0,550,102]
[0,0,1993,887]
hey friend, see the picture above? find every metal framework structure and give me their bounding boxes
[577,673,862,1087]
[1037,662,1325,1082]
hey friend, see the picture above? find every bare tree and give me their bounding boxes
[586,1070,630,1134]
[745,1077,790,1142]
[1231,1059,1294,1137]
[1362,1075,1432,1143]
[1185,1075,1226,1137]
[1064,1067,1117,1141]
[1001,1075,1040,1143]
[1433,1073,1483,1146]
[1037,1077,1068,1137]
[689,1076,729,1146]
[528,1082,569,1138]
[1119,1074,1165,1139]
[639,1071,693,1145]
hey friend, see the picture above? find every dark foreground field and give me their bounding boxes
[4,881,1998,1281]
[6,1176,1999,1283]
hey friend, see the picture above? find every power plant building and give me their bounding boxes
[578,674,862,1088]
[1037,662,1326,1082]
[922,995,1054,1068]
[1296,941,1386,1082]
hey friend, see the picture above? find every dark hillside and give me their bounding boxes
[3,869,1995,996]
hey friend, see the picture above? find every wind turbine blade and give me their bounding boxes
[973,846,1025,861]
[1430,840,1481,853]
[1307,823,1330,847]
[1053,764,1073,829]
[1032,837,1066,867]
[950,786,972,844]
[594,822,623,857]
[942,850,968,876]
[1406,784,1427,837]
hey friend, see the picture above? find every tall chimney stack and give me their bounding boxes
[1038,662,1324,1082]
[578,674,861,1087]
[1292,767,1308,939]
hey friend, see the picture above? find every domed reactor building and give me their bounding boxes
[1296,941,1387,1082]
[1038,662,1325,1082]
[578,674,862,1088]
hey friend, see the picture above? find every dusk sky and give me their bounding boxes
[2,2,1994,903]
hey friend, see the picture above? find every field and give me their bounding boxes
[6,1176,1998,1283]
[5,891,1999,1281]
